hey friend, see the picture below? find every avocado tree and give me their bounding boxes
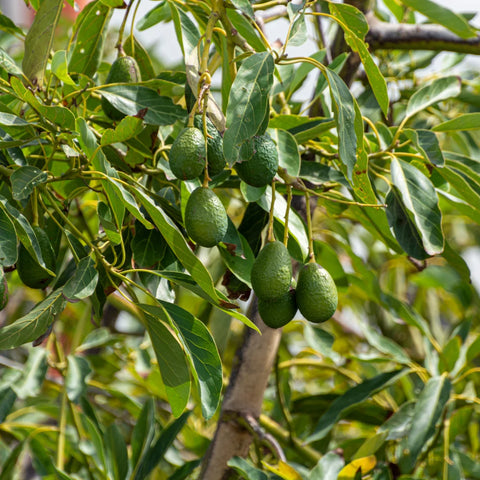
[0,0,480,479]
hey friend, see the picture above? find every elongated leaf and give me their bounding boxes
[433,112,480,132]
[69,2,112,77]
[404,129,444,166]
[0,207,17,266]
[218,231,255,287]
[101,116,144,146]
[14,348,48,398]
[66,355,92,403]
[134,411,190,480]
[131,398,155,471]
[400,0,476,39]
[405,76,461,120]
[51,50,76,86]
[0,289,65,349]
[124,35,156,81]
[0,386,16,423]
[228,457,268,480]
[0,113,33,127]
[329,2,368,38]
[169,3,201,59]
[270,128,301,177]
[390,157,444,256]
[224,52,275,164]
[161,302,222,420]
[10,166,48,201]
[143,306,190,417]
[138,2,171,31]
[63,256,99,301]
[132,223,166,267]
[231,0,254,18]
[105,424,128,480]
[325,68,357,179]
[0,48,22,76]
[99,86,186,125]
[309,452,345,480]
[399,375,452,473]
[287,3,307,47]
[307,369,407,442]
[22,0,63,85]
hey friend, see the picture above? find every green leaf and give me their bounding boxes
[105,424,128,480]
[134,411,190,480]
[69,2,112,77]
[0,48,22,76]
[325,68,357,179]
[287,3,307,47]
[307,369,407,442]
[0,386,16,423]
[51,50,76,86]
[218,231,255,287]
[328,2,369,38]
[101,116,144,146]
[63,256,99,301]
[304,324,342,363]
[227,10,266,53]
[309,452,345,480]
[124,34,156,81]
[378,401,415,440]
[389,157,444,256]
[0,14,25,37]
[99,86,186,125]
[0,442,25,480]
[230,0,254,18]
[169,3,201,59]
[228,457,268,480]
[405,76,461,120]
[224,52,275,165]
[0,289,65,349]
[14,348,48,398]
[66,355,92,403]
[270,128,301,177]
[0,113,33,127]
[433,112,480,132]
[0,207,17,266]
[22,0,63,85]
[143,306,191,417]
[404,129,444,166]
[132,223,166,267]
[161,301,222,420]
[99,0,124,6]
[131,398,156,471]
[138,1,171,31]
[400,0,476,39]
[97,201,121,245]
[10,166,48,201]
[399,375,452,473]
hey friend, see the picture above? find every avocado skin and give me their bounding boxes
[236,134,278,187]
[251,241,292,301]
[185,187,228,247]
[193,115,226,177]
[169,127,206,180]
[258,289,297,328]
[17,226,56,289]
[296,263,337,323]
[102,56,141,120]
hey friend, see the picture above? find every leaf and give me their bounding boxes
[101,116,144,146]
[99,86,186,125]
[307,369,407,442]
[325,68,357,179]
[51,50,76,86]
[433,112,480,132]
[287,3,307,47]
[263,460,303,479]
[0,14,24,37]
[230,0,254,18]
[143,306,191,417]
[0,207,17,266]
[98,201,121,245]
[405,76,461,120]
[328,2,369,39]
[22,0,63,86]
[0,386,16,423]
[169,3,201,59]
[10,166,48,201]
[14,348,48,398]
[378,401,416,440]
[228,457,268,480]
[338,456,376,480]
[403,129,444,166]
[134,411,190,480]
[105,424,128,480]
[0,289,65,349]
[124,34,156,81]
[66,355,92,403]
[0,48,22,76]
[131,398,156,471]
[224,52,275,165]
[270,128,301,177]
[69,2,112,77]
[0,113,33,127]
[161,302,223,420]
[309,452,345,480]
[399,375,452,473]
[132,222,166,267]
[0,442,25,480]
[400,0,477,39]
[63,256,99,301]
[390,157,444,256]
[138,1,171,31]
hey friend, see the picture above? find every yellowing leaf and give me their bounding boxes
[263,461,303,480]
[338,456,376,480]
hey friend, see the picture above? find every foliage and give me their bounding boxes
[0,0,479,479]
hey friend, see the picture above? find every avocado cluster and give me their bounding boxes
[251,241,337,328]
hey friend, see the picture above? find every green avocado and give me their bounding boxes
[102,55,141,120]
[193,115,226,177]
[17,226,56,289]
[258,289,297,329]
[184,187,228,247]
[236,134,278,187]
[169,127,206,180]
[251,241,292,301]
[296,262,338,323]
[0,268,8,311]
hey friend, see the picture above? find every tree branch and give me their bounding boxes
[366,14,480,54]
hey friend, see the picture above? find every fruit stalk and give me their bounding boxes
[267,179,276,243]
[283,184,292,246]
[305,191,315,262]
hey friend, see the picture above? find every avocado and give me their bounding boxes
[184,187,228,247]
[169,127,206,180]
[0,268,8,310]
[17,226,56,289]
[296,262,337,323]
[236,134,278,187]
[258,289,297,328]
[102,55,141,120]
[251,241,292,301]
[193,115,226,177]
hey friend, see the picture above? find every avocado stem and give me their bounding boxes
[305,191,316,263]
[283,184,291,247]
[266,180,276,243]
[116,0,135,57]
